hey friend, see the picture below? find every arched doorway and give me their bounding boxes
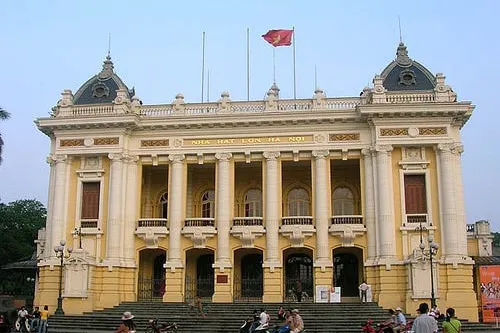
[283,249,314,302]
[185,249,214,301]
[234,249,263,301]
[138,249,166,301]
[333,247,363,297]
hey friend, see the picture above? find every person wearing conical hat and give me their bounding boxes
[115,311,136,333]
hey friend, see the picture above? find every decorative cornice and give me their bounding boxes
[141,139,169,147]
[329,133,360,141]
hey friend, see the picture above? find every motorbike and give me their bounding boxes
[145,319,178,333]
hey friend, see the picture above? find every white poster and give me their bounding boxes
[330,287,341,303]
[315,285,330,303]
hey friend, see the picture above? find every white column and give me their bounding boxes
[452,144,468,255]
[49,154,68,260]
[214,152,233,270]
[123,155,139,266]
[362,148,377,263]
[105,153,124,264]
[312,150,331,268]
[165,154,185,269]
[263,151,281,268]
[437,143,460,259]
[375,145,396,260]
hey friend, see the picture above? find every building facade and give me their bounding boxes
[35,43,482,319]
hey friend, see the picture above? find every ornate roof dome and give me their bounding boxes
[380,43,435,91]
[73,55,135,105]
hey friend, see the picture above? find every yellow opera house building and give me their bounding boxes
[34,43,488,320]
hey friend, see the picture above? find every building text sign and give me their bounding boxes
[184,135,314,146]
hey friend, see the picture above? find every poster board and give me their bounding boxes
[315,285,330,303]
[330,287,341,303]
[479,266,500,323]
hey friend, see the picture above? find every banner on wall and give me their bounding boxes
[479,266,500,323]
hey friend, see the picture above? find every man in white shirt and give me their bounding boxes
[393,307,407,333]
[411,303,438,333]
[359,281,369,303]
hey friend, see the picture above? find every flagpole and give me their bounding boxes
[246,28,250,101]
[273,47,276,83]
[292,26,296,99]
[207,69,210,102]
[201,31,206,102]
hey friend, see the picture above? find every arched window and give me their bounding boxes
[201,190,215,218]
[244,189,262,217]
[333,187,355,215]
[288,188,310,216]
[159,192,168,219]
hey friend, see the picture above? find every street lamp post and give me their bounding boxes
[418,233,439,308]
[54,240,72,315]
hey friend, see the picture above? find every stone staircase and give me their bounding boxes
[47,302,500,333]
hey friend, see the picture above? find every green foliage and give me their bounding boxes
[0,107,11,164]
[0,199,46,267]
[493,232,500,248]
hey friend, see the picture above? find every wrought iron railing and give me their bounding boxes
[281,216,313,225]
[185,276,213,302]
[137,277,165,301]
[184,218,215,227]
[330,215,364,225]
[406,214,428,224]
[283,276,314,303]
[137,218,168,228]
[233,275,263,302]
[80,219,98,228]
[232,217,263,226]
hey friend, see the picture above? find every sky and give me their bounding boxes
[0,1,499,230]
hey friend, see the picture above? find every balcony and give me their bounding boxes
[80,219,98,229]
[329,215,366,247]
[231,217,265,248]
[135,218,169,249]
[280,216,315,247]
[182,218,216,248]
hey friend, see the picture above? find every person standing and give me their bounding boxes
[442,308,461,333]
[295,280,303,303]
[38,305,49,333]
[411,303,438,333]
[359,281,369,303]
[31,306,41,332]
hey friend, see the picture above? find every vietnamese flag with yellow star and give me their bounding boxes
[262,29,293,47]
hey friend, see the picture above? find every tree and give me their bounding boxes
[0,107,11,164]
[0,199,46,267]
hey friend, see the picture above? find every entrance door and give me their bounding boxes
[333,253,359,297]
[284,253,313,302]
[196,254,214,298]
[138,249,166,301]
[240,253,263,299]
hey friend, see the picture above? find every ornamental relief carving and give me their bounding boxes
[419,127,447,136]
[141,139,169,147]
[329,133,360,141]
[60,139,84,147]
[94,137,119,145]
[380,128,408,136]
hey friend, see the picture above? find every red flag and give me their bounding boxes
[262,29,293,47]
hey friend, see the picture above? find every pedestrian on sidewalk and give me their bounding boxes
[411,303,438,333]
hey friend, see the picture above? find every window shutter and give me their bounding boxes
[81,182,100,219]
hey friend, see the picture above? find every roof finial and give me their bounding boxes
[99,34,114,79]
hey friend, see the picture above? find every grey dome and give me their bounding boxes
[380,43,435,91]
[73,55,135,105]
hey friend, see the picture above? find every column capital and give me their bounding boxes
[215,152,232,162]
[361,147,374,156]
[263,151,281,160]
[375,144,393,153]
[452,143,464,155]
[437,143,454,154]
[312,150,329,159]
[123,154,139,164]
[49,154,68,164]
[108,152,124,161]
[168,154,185,164]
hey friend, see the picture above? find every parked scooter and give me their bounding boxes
[145,319,178,333]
